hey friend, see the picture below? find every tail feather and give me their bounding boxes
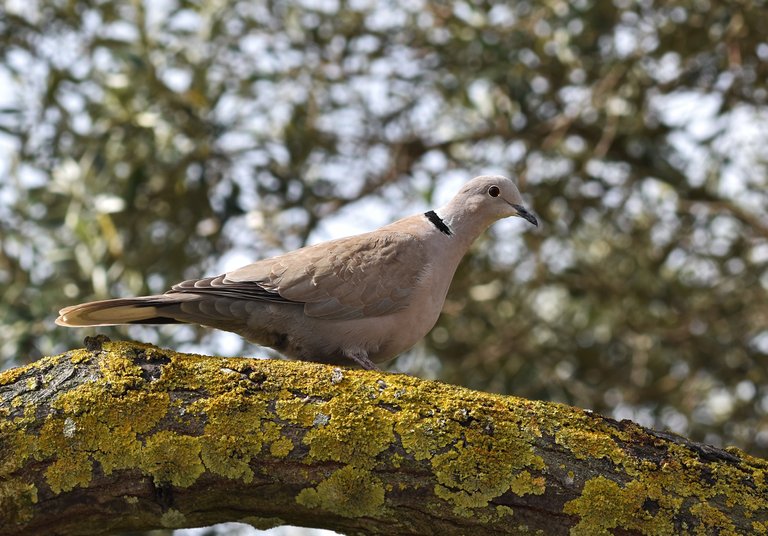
[55,296,185,327]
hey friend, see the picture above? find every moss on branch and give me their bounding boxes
[1,341,767,535]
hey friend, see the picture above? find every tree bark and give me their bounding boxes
[1,340,767,535]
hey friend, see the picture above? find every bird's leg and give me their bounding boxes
[346,351,381,371]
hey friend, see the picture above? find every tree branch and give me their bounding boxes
[2,340,767,535]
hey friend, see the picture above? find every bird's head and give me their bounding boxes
[459,175,538,227]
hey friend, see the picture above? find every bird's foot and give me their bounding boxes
[346,351,381,371]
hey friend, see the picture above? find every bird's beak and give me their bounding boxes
[512,204,538,227]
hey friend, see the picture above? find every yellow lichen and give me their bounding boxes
[34,369,171,494]
[296,465,385,518]
[0,365,28,386]
[397,402,546,512]
[0,480,38,524]
[3,341,768,533]
[69,348,93,364]
[275,395,325,427]
[199,434,255,483]
[555,426,625,465]
[95,345,147,393]
[140,431,204,487]
[45,451,93,494]
[0,424,31,476]
[0,353,66,386]
[160,508,187,528]
[25,377,40,391]
[495,504,515,519]
[269,435,295,458]
[689,502,737,535]
[196,395,269,483]
[301,396,393,469]
[564,476,667,536]
[394,410,458,462]
[260,420,284,444]
[508,471,546,496]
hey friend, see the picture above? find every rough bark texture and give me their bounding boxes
[1,340,767,535]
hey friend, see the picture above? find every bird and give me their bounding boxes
[56,175,538,370]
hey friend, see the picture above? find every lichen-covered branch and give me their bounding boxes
[1,341,767,535]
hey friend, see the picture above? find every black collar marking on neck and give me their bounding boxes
[425,210,453,236]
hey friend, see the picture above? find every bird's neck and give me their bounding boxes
[432,199,494,254]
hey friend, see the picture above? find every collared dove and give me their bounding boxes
[56,175,537,369]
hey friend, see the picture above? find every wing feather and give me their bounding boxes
[170,231,427,320]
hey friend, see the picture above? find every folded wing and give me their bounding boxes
[171,231,427,320]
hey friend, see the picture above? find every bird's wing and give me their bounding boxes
[171,231,428,320]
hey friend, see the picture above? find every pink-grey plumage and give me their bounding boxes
[56,175,537,369]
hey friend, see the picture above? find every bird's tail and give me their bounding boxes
[55,296,188,327]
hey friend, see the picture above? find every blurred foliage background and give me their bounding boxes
[2,0,768,502]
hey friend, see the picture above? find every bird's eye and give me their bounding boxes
[488,185,500,197]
